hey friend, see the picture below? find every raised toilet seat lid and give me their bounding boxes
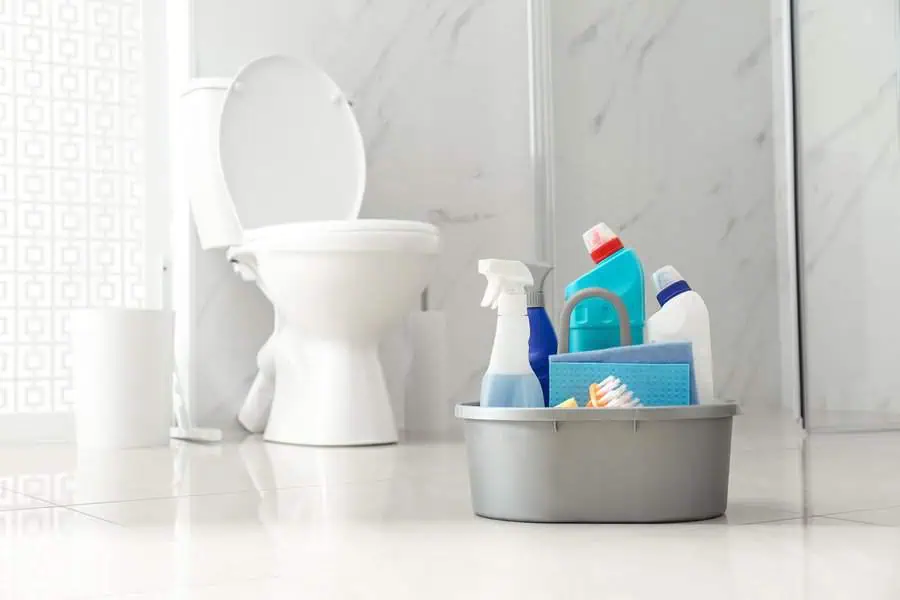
[215,55,366,244]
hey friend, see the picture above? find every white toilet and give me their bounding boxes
[179,54,440,446]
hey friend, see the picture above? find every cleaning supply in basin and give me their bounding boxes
[555,398,579,408]
[587,377,642,408]
[553,286,690,407]
[592,387,640,408]
[550,358,688,407]
[588,376,621,406]
[552,341,698,405]
[479,259,545,408]
[598,387,641,408]
[608,390,640,408]
[525,263,558,406]
[549,341,694,408]
[553,377,643,408]
[647,265,715,404]
[564,223,645,352]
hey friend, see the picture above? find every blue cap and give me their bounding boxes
[653,265,691,307]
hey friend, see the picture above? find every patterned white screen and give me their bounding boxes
[0,0,146,414]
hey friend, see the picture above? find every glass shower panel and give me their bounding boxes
[795,0,900,430]
[543,0,786,412]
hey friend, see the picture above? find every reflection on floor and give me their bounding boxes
[3,413,900,598]
[806,408,900,432]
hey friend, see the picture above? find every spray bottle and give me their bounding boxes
[479,259,545,408]
[525,263,558,406]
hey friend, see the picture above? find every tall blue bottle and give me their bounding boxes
[564,223,645,351]
[525,264,558,406]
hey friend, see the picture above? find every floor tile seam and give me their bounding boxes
[60,504,128,527]
[817,501,900,517]
[44,489,258,511]
[0,503,61,513]
[88,574,288,600]
[728,514,880,527]
[31,475,403,511]
[815,503,900,525]
[247,474,400,494]
[817,514,883,525]
[731,514,807,526]
[64,572,286,599]
[0,481,136,523]
[0,484,63,511]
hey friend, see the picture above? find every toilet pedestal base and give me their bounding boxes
[263,338,398,446]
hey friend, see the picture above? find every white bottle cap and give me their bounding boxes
[582,222,616,252]
[652,265,684,293]
[582,223,624,263]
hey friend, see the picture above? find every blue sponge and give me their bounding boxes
[550,342,697,404]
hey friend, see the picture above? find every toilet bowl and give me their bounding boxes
[179,55,439,446]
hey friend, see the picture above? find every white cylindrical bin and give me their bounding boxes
[72,309,174,449]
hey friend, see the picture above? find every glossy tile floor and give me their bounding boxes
[5,414,900,598]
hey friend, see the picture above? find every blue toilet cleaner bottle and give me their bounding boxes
[525,263,558,407]
[479,259,545,408]
[564,223,646,352]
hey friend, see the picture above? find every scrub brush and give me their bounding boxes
[588,377,642,408]
[555,398,579,408]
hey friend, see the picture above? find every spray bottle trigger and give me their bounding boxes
[481,276,500,309]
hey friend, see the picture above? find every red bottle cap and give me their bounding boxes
[583,223,624,264]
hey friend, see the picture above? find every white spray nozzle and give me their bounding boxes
[652,265,685,293]
[524,263,553,292]
[478,259,533,311]
[481,277,501,309]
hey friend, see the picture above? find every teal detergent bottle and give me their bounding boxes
[564,223,645,351]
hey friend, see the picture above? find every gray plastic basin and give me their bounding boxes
[456,402,739,523]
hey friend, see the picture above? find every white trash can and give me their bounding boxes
[72,308,173,449]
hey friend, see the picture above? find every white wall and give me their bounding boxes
[549,0,784,408]
[796,0,900,428]
[185,0,534,430]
